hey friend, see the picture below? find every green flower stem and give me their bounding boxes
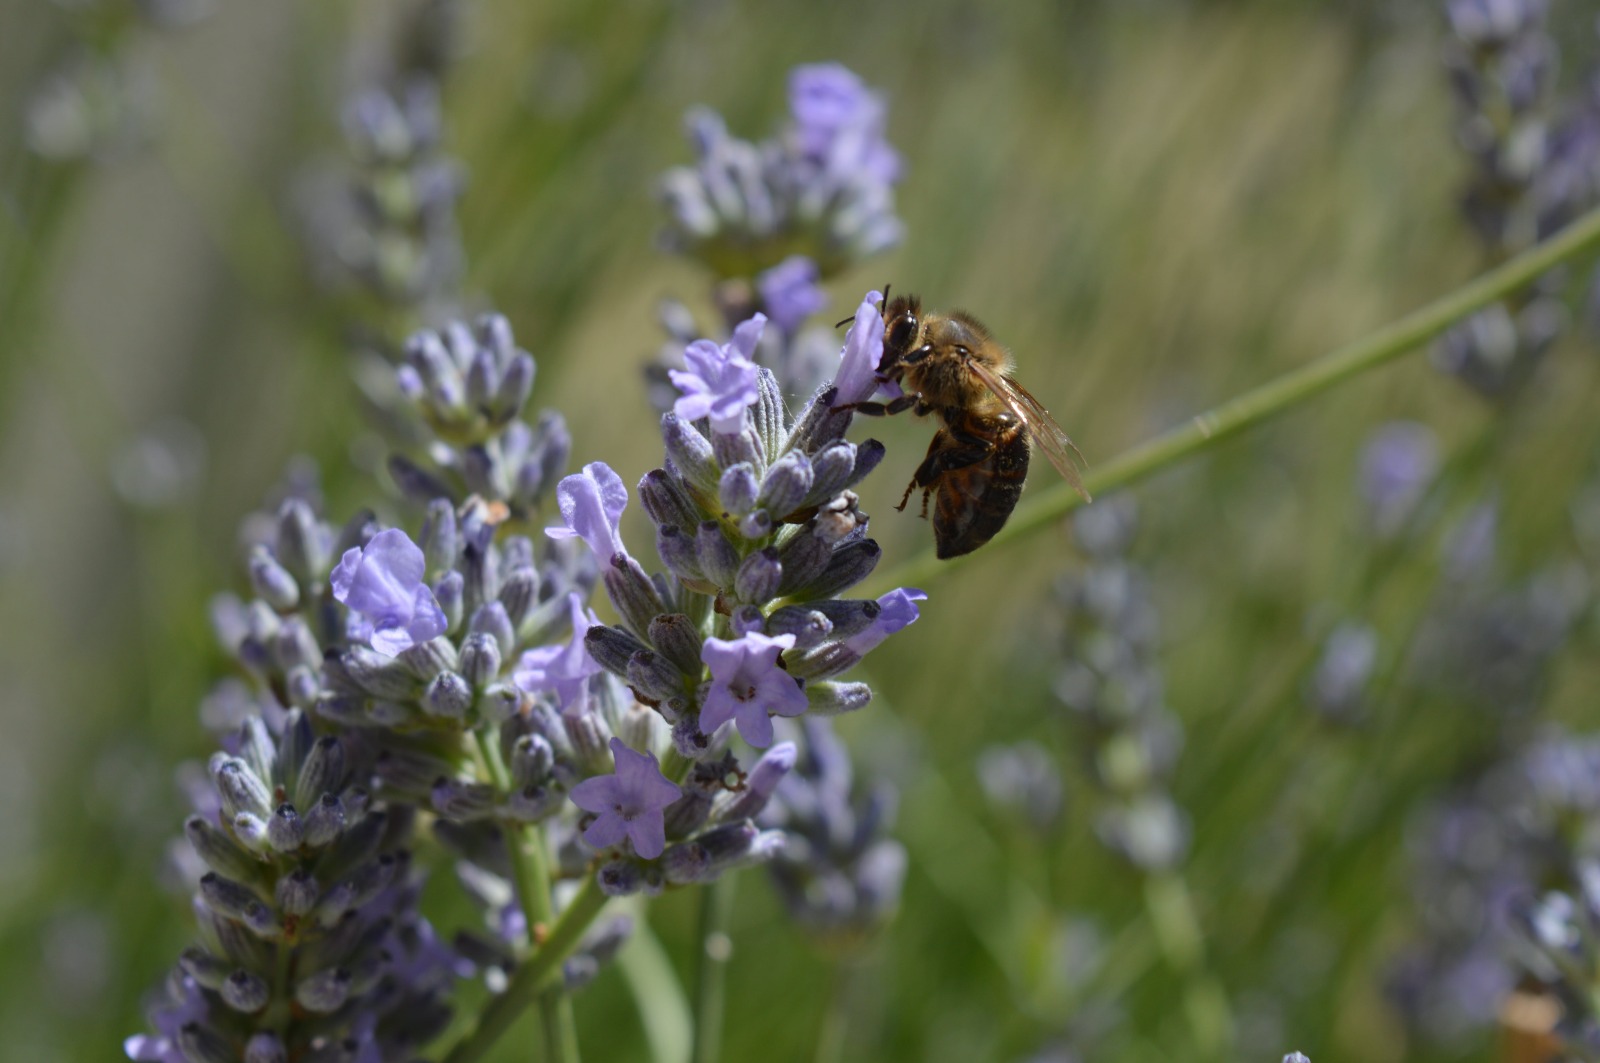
[1143,872,1233,1060]
[691,875,737,1063]
[442,874,610,1063]
[472,729,581,1063]
[869,203,1600,596]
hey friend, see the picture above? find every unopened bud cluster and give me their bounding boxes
[1055,497,1189,872]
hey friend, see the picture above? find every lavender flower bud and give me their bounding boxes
[507,785,563,822]
[758,450,814,519]
[248,547,300,611]
[185,816,260,882]
[647,613,705,676]
[695,521,740,588]
[274,499,327,586]
[423,670,474,718]
[775,529,832,596]
[656,525,706,584]
[179,947,230,989]
[805,681,872,716]
[398,636,458,682]
[179,1023,236,1063]
[734,547,783,603]
[586,624,650,676]
[661,413,720,494]
[662,841,711,884]
[511,734,555,788]
[493,352,536,422]
[799,540,880,600]
[389,454,455,506]
[805,441,857,504]
[499,565,539,628]
[628,650,686,702]
[302,794,347,848]
[712,426,764,471]
[598,860,645,897]
[295,967,352,1013]
[639,469,700,531]
[518,411,572,503]
[435,570,465,631]
[338,645,425,700]
[730,605,767,638]
[738,509,774,540]
[565,711,614,774]
[213,759,272,822]
[850,439,886,483]
[274,618,321,674]
[764,607,830,649]
[719,463,760,516]
[231,813,270,852]
[274,870,319,916]
[244,1033,288,1063]
[457,632,503,691]
[267,805,306,852]
[199,874,276,936]
[221,969,270,1013]
[469,601,515,660]
[432,778,500,822]
[419,498,459,574]
[604,554,669,638]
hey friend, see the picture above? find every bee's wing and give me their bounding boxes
[966,358,1092,502]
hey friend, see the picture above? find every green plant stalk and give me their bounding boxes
[442,874,610,1063]
[1143,872,1233,1060]
[869,203,1600,596]
[691,875,737,1063]
[472,729,581,1063]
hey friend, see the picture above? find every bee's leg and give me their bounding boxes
[846,393,922,417]
[919,487,933,519]
[897,478,917,513]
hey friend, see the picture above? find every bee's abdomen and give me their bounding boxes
[932,429,1030,559]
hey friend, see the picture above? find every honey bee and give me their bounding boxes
[848,292,1091,558]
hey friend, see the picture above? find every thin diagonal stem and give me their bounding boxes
[473,729,581,1063]
[868,203,1600,595]
[691,876,737,1063]
[443,875,609,1063]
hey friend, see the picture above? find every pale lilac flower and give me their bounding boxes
[700,632,806,747]
[669,315,765,434]
[546,462,629,563]
[331,528,446,656]
[757,256,827,334]
[843,588,926,656]
[570,737,681,859]
[514,592,602,712]
[831,289,885,407]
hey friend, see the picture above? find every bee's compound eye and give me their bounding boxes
[887,316,918,350]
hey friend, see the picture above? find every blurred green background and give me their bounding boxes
[4,0,1600,1060]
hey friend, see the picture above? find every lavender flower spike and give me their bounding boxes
[546,462,630,563]
[331,528,447,656]
[843,588,926,657]
[570,737,682,859]
[513,591,603,712]
[700,632,807,747]
[831,289,885,407]
[757,256,828,335]
[669,314,765,434]
[789,63,901,184]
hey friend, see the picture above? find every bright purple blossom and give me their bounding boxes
[331,528,447,657]
[700,632,807,748]
[843,588,926,656]
[669,315,765,434]
[788,64,901,184]
[757,256,827,334]
[831,290,885,407]
[570,737,681,859]
[546,462,629,563]
[514,592,603,712]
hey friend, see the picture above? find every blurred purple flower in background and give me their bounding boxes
[756,257,828,334]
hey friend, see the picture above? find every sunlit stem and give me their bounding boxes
[869,203,1600,595]
[442,875,609,1063]
[691,875,737,1063]
[471,729,582,1063]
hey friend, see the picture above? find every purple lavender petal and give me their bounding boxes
[843,588,926,656]
[546,463,629,563]
[831,290,885,407]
